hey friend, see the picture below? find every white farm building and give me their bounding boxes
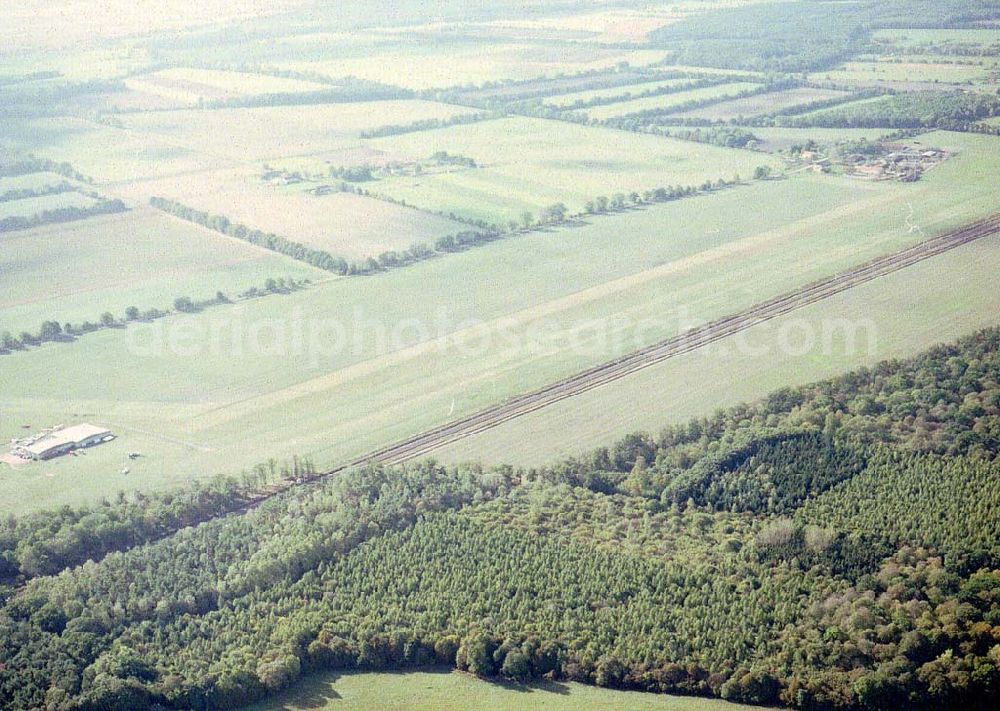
[12,423,113,460]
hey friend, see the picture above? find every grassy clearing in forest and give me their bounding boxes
[248,669,760,711]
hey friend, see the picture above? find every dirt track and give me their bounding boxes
[319,211,1000,474]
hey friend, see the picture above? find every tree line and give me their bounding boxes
[0,277,308,356]
[655,126,759,149]
[0,157,92,183]
[0,71,59,87]
[0,180,75,203]
[359,110,498,139]
[199,85,412,110]
[0,79,123,118]
[539,75,739,113]
[0,199,126,233]
[156,177,759,281]
[602,80,797,128]
[149,195,505,276]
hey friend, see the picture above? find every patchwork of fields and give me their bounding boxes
[116,167,468,259]
[3,130,998,511]
[670,87,851,120]
[124,68,333,106]
[584,81,761,120]
[365,117,781,222]
[0,208,325,332]
[3,4,1000,710]
[543,76,701,108]
[272,39,669,90]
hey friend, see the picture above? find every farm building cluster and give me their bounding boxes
[796,145,950,182]
[9,423,113,461]
[844,146,950,181]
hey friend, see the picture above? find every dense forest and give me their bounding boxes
[1,328,999,710]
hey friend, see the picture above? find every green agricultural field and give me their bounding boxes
[249,670,760,711]
[0,207,324,332]
[479,5,690,44]
[744,126,894,152]
[0,117,219,184]
[118,101,480,165]
[124,67,332,105]
[811,61,994,87]
[0,102,479,183]
[584,82,761,120]
[670,87,851,120]
[365,117,781,222]
[0,190,96,219]
[117,166,467,259]
[272,40,668,90]
[433,228,1000,466]
[3,130,998,512]
[544,77,700,108]
[789,95,889,121]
